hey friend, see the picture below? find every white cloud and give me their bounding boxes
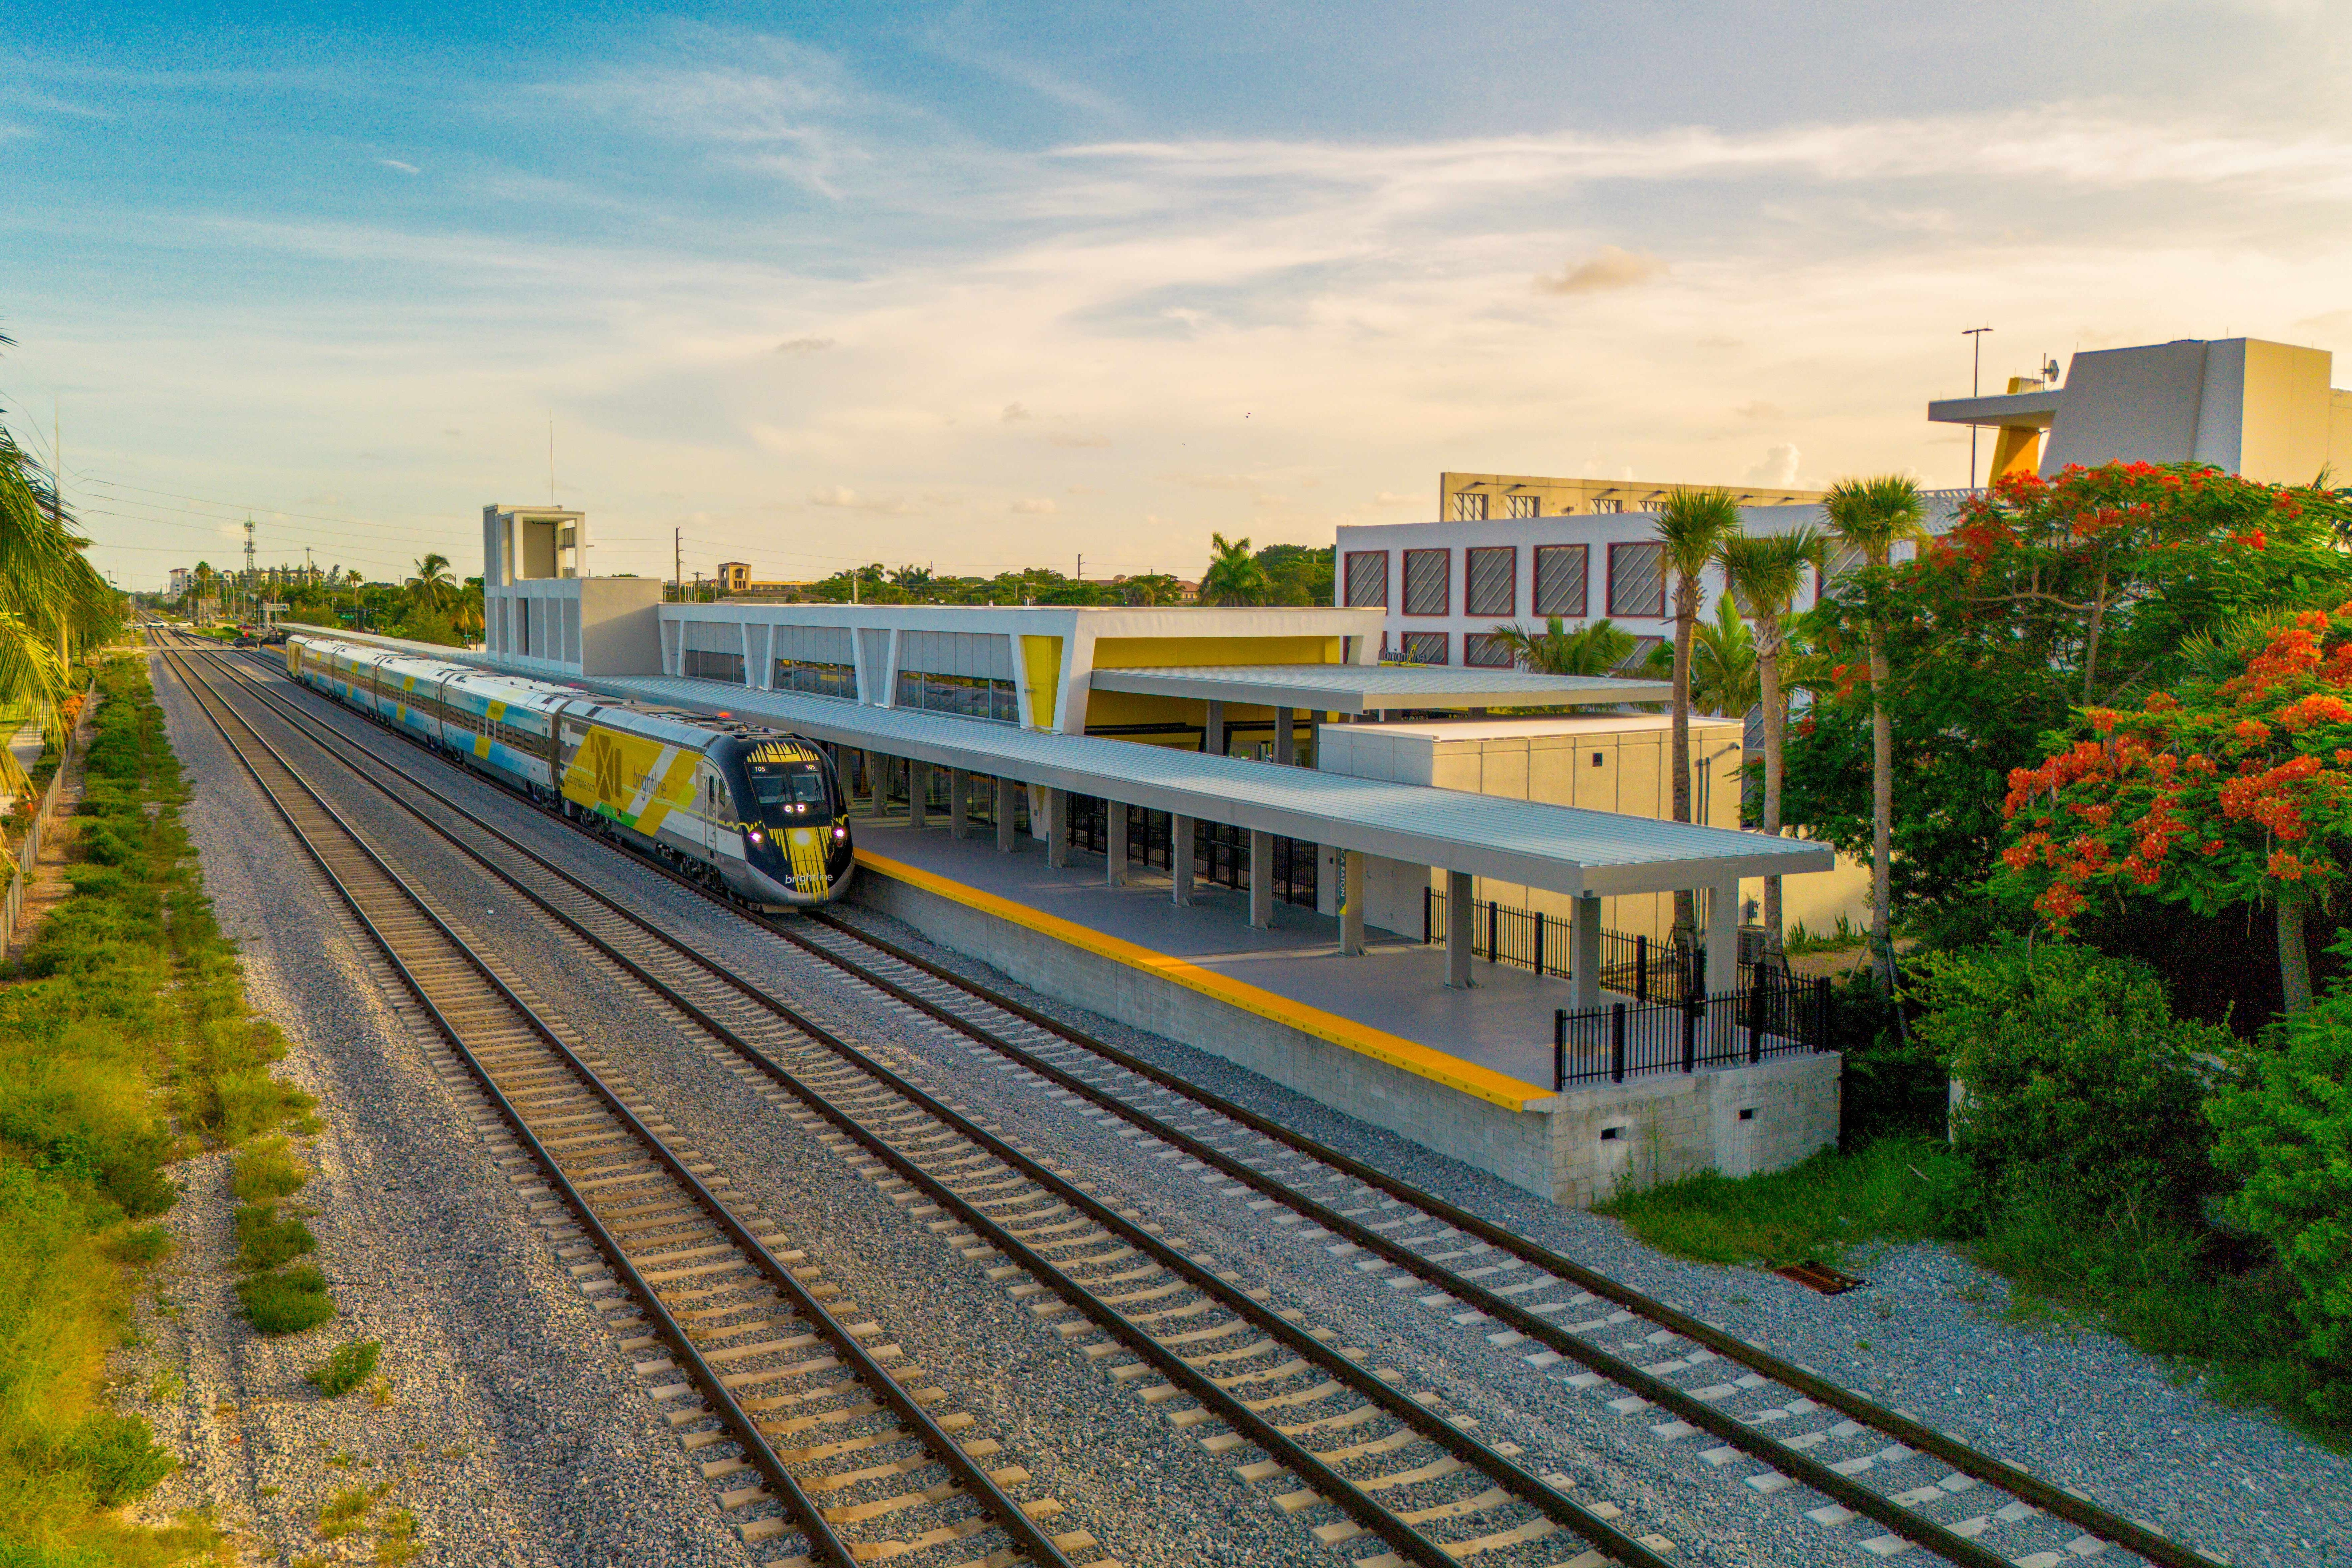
[377,158,419,174]
[809,485,920,514]
[774,335,834,355]
[1010,496,1057,514]
[1745,443,1802,487]
[1535,245,1668,295]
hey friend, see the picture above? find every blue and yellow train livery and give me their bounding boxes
[284,633,853,909]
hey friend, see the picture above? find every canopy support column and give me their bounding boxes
[1249,831,1273,929]
[1274,706,1295,766]
[1339,850,1365,957]
[1171,814,1194,906]
[1706,877,1739,996]
[1446,869,1474,989]
[1572,893,1603,1010]
[1203,700,1225,758]
[1106,802,1128,886]
[948,769,970,839]
[995,777,1017,853]
[1046,788,1069,869]
[909,761,929,829]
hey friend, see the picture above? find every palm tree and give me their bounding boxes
[1199,533,1270,606]
[1489,616,1640,676]
[406,552,456,615]
[1718,527,1829,964]
[1654,488,1744,945]
[1822,476,1926,984]
[0,392,117,791]
[1689,597,1758,718]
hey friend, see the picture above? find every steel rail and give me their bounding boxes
[786,914,2218,1568]
[223,645,2211,1568]
[202,649,1673,1568]
[160,646,1076,1568]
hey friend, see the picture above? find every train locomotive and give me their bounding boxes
[285,634,853,909]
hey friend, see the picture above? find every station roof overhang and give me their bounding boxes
[1926,389,2064,430]
[290,632,1833,900]
[1083,663,1671,714]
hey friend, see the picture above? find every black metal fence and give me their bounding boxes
[1423,888,1777,1002]
[1066,796,1319,908]
[1551,972,1835,1088]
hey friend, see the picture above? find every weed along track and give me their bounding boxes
[190,637,2223,1568]
[157,641,1100,1568]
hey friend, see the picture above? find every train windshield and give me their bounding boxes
[745,761,830,823]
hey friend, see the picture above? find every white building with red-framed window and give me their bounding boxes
[1332,496,1970,670]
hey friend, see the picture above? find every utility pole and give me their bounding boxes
[673,527,682,605]
[1962,326,1993,487]
[1076,553,1084,582]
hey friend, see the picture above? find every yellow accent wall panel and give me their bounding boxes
[1089,635,1341,669]
[1020,635,1065,730]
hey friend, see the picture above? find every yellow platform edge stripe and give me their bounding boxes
[851,849,1550,1112]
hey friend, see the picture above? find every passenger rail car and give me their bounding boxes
[285,634,853,909]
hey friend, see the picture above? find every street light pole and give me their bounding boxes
[1963,326,1993,487]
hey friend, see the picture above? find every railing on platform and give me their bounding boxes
[1067,795,1317,908]
[1422,887,1780,1002]
[1550,972,1835,1090]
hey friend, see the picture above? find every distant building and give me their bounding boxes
[1438,472,1821,521]
[1928,336,2352,485]
[169,567,188,599]
[718,560,751,593]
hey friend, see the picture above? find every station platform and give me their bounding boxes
[849,811,1569,1104]
[842,809,1844,1208]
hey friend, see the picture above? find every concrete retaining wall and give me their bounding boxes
[851,867,1842,1207]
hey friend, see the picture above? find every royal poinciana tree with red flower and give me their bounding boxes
[1784,461,2352,928]
[1990,605,2352,1012]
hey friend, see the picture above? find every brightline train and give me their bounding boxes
[285,633,853,909]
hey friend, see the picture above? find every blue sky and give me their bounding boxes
[6,2,2350,590]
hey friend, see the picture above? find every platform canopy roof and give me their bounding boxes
[602,673,1821,899]
[299,633,1833,899]
[1083,663,1670,714]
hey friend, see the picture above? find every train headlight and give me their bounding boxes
[832,825,848,840]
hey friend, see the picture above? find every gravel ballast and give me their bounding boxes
[131,655,749,1567]
[210,656,2352,1567]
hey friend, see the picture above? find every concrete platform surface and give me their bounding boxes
[851,811,1577,1093]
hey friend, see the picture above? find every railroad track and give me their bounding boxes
[196,642,2220,1568]
[154,642,1103,1568]
[185,642,1681,1567]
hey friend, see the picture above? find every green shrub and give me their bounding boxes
[231,1136,308,1204]
[2209,941,2352,1424]
[305,1340,381,1399]
[1912,937,2226,1224]
[103,1224,174,1268]
[233,1204,316,1273]
[236,1267,334,1335]
[46,1410,178,1507]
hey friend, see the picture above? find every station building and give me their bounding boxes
[322,507,1854,1211]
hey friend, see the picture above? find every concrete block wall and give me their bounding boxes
[851,866,1845,1210]
[1547,1053,1842,1208]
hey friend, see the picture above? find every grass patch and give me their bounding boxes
[374,1508,420,1565]
[1597,1138,1965,1268]
[317,1486,373,1540]
[1602,1135,2346,1444]
[230,1134,307,1203]
[232,1201,317,1272]
[305,1341,380,1399]
[0,655,345,1557]
[236,1267,336,1336]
